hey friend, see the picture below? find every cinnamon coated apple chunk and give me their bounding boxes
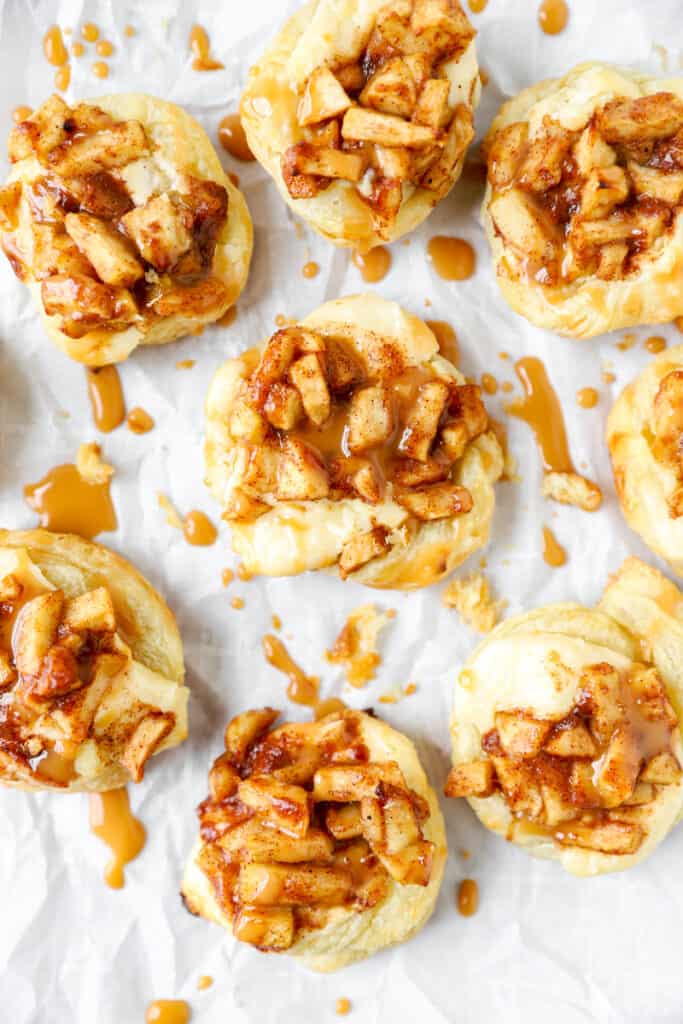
[0,529,187,793]
[181,708,446,971]
[482,63,683,337]
[204,294,503,589]
[447,557,683,875]
[241,0,480,249]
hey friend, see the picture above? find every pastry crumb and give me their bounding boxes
[542,470,602,512]
[326,604,394,687]
[442,572,505,633]
[157,492,183,529]
[76,442,114,485]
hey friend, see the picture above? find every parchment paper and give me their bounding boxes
[1,1,683,1021]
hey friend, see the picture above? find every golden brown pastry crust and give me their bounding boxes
[204,293,503,589]
[241,0,479,251]
[181,709,446,972]
[482,63,683,338]
[608,345,683,576]
[448,558,683,876]
[1,93,252,365]
[0,529,187,792]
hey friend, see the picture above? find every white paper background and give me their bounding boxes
[1,1,683,1021]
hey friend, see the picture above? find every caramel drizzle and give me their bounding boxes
[542,525,567,567]
[351,246,391,283]
[87,365,125,433]
[505,356,574,473]
[263,634,320,707]
[457,877,479,916]
[145,1000,191,1024]
[190,25,224,71]
[218,114,254,161]
[183,510,217,546]
[43,26,68,66]
[89,788,146,889]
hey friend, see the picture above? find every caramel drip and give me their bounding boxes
[481,373,498,395]
[218,306,238,327]
[89,788,146,889]
[87,365,125,432]
[92,61,109,79]
[314,697,347,720]
[271,613,282,630]
[72,41,84,57]
[236,562,252,582]
[35,749,76,786]
[336,999,352,1016]
[228,171,240,187]
[197,976,213,991]
[190,25,224,71]
[218,114,254,160]
[221,568,234,586]
[124,25,136,38]
[127,407,155,434]
[457,878,479,916]
[231,597,245,610]
[538,0,569,34]
[12,106,32,124]
[55,64,71,91]
[43,26,68,66]
[81,22,99,42]
[468,0,488,9]
[617,333,637,351]
[427,236,476,281]
[145,1000,191,1024]
[351,245,391,283]
[183,511,217,546]
[96,40,113,57]
[176,359,196,370]
[576,387,599,409]
[24,463,117,539]
[263,634,320,707]
[427,320,459,365]
[303,261,320,279]
[506,356,574,473]
[542,525,567,568]
[645,335,667,354]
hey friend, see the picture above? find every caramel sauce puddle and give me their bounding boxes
[190,25,224,71]
[24,463,117,539]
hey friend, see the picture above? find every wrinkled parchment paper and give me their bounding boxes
[2,1,683,1021]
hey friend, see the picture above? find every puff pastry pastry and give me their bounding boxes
[446,557,683,876]
[482,62,683,338]
[205,293,503,588]
[0,529,187,792]
[608,344,683,575]
[0,93,252,365]
[181,707,446,971]
[241,0,479,250]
